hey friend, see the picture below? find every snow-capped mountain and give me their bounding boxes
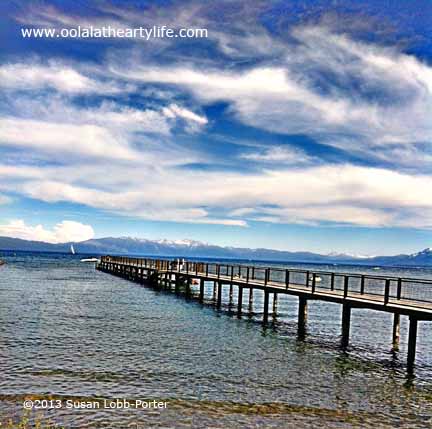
[327,252,373,259]
[1,236,432,267]
[408,248,432,258]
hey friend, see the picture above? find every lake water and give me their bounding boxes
[1,252,432,428]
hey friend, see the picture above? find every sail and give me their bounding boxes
[70,244,75,255]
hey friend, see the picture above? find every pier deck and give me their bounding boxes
[97,256,432,371]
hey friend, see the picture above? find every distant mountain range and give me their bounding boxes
[1,235,432,267]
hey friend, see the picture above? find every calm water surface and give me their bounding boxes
[1,253,432,428]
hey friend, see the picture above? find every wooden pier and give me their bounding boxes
[97,256,432,372]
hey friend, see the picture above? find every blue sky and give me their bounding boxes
[0,0,431,255]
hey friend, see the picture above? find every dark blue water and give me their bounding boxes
[1,252,432,428]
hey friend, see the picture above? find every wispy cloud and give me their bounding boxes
[162,103,208,133]
[0,61,128,94]
[240,146,314,165]
[110,24,432,169]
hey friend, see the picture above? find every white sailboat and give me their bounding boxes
[70,244,75,255]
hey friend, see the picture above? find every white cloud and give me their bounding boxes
[0,96,205,164]
[0,220,94,243]
[240,146,313,164]
[14,98,174,135]
[3,6,432,232]
[0,117,138,160]
[162,104,208,125]
[162,103,208,133]
[112,25,432,165]
[0,61,124,94]
[1,162,432,228]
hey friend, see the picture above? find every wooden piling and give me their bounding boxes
[217,282,222,308]
[298,296,308,339]
[175,274,180,293]
[186,276,192,297]
[237,286,243,318]
[273,293,278,315]
[407,316,418,371]
[392,313,400,348]
[341,304,351,348]
[263,290,270,324]
[199,278,205,303]
[213,281,217,301]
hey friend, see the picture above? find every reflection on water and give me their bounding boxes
[1,253,432,428]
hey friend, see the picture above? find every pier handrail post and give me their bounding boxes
[196,262,198,276]
[331,273,335,291]
[312,273,316,293]
[217,264,220,279]
[264,268,269,286]
[360,275,365,295]
[285,269,289,289]
[343,276,349,298]
[252,267,255,280]
[306,271,310,287]
[246,267,250,284]
[206,263,209,277]
[384,279,390,305]
[231,265,234,282]
[397,278,402,300]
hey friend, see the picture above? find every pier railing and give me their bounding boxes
[99,256,432,306]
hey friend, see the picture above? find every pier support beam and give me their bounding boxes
[392,313,400,349]
[229,284,234,304]
[298,297,308,339]
[273,293,278,316]
[186,277,192,297]
[199,279,205,303]
[407,316,418,372]
[249,289,254,310]
[237,286,243,318]
[263,290,270,325]
[217,282,222,308]
[213,281,217,301]
[341,304,351,348]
